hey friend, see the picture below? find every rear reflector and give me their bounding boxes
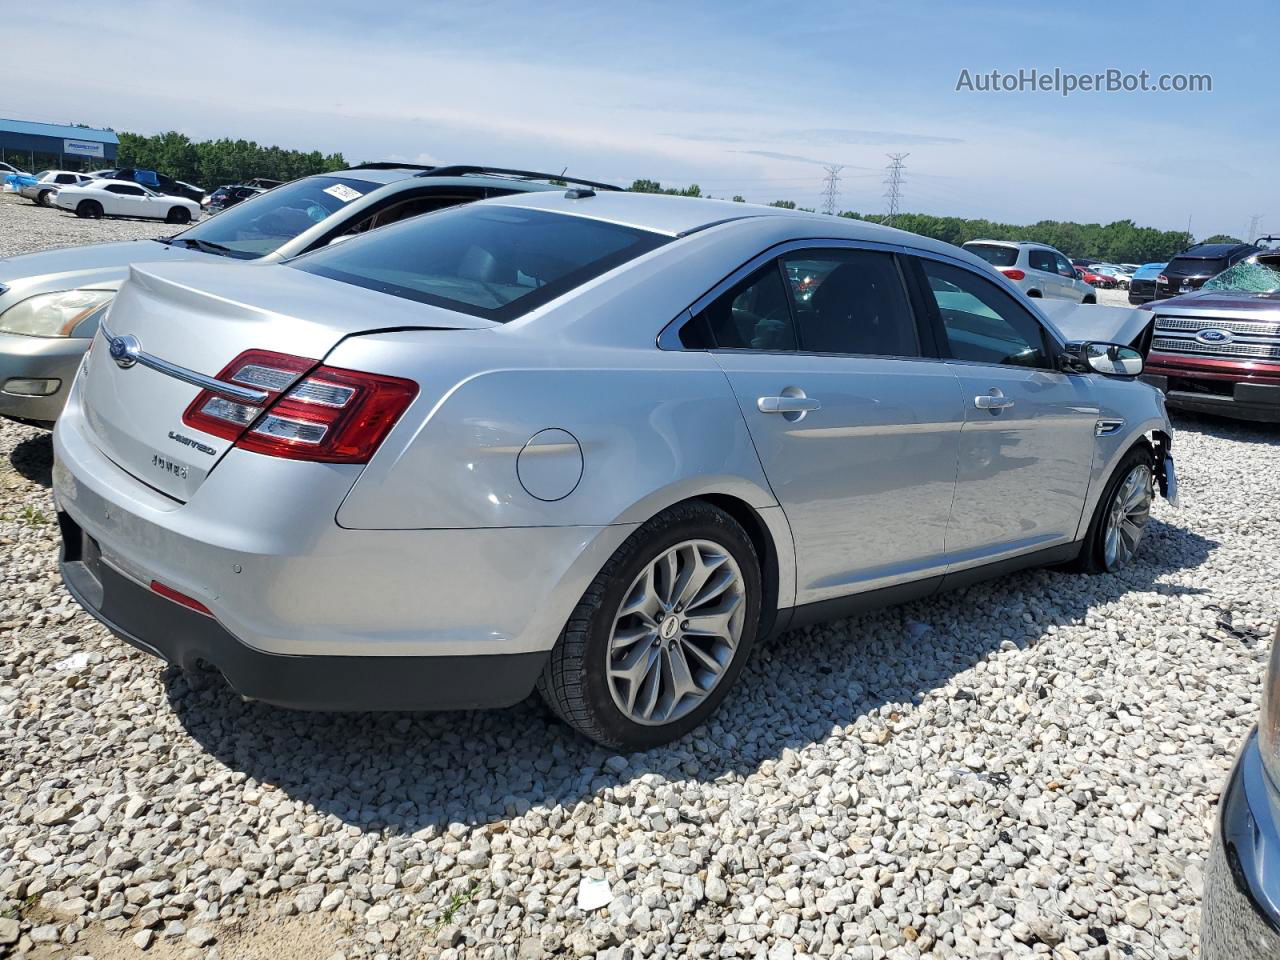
[181,349,418,464]
[150,580,213,617]
[999,268,1026,281]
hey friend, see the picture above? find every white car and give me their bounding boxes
[962,240,1097,303]
[53,179,201,224]
[19,170,93,207]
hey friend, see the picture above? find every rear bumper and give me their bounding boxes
[0,333,88,425]
[1202,730,1280,959]
[53,375,636,664]
[59,511,546,710]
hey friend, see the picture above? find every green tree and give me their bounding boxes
[1201,233,1242,245]
[769,200,796,209]
[116,131,344,189]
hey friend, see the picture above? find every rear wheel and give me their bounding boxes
[35,190,53,207]
[1069,444,1154,573]
[166,207,191,224]
[76,200,102,219]
[1082,294,1096,304]
[537,501,762,750]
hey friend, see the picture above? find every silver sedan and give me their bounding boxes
[53,191,1177,748]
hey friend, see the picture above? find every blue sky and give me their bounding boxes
[6,0,1276,237]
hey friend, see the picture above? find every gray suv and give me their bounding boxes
[0,163,618,426]
[963,240,1097,303]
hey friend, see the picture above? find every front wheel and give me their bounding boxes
[1069,445,1154,573]
[1082,295,1096,304]
[538,501,762,750]
[76,200,102,219]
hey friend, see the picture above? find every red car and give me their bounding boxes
[1074,266,1114,288]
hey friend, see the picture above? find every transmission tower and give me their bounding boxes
[1247,213,1262,243]
[820,164,844,216]
[884,153,909,226]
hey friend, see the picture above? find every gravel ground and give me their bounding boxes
[0,193,178,256]
[2,196,1278,959]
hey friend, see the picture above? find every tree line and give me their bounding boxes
[116,131,345,190]
[628,179,1226,262]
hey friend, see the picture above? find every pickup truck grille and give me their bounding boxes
[1152,314,1280,361]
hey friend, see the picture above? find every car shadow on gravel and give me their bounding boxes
[166,515,1215,834]
[7,431,52,487]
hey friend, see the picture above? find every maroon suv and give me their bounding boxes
[1142,252,1280,421]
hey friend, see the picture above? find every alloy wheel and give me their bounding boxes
[606,539,747,726]
[1103,464,1152,570]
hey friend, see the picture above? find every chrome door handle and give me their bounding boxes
[974,394,1014,410]
[758,396,821,414]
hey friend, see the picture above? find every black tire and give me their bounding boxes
[1082,295,1096,304]
[537,501,762,750]
[1027,290,1042,298]
[76,200,102,219]
[166,207,191,224]
[35,190,52,207]
[1067,443,1155,574]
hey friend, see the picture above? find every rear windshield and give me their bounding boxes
[292,204,671,322]
[963,243,1019,268]
[1167,255,1227,276]
[174,175,378,258]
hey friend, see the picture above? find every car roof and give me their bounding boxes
[327,165,583,194]
[965,239,1057,251]
[477,189,971,257]
[1178,243,1255,258]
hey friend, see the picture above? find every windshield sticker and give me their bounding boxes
[323,183,362,203]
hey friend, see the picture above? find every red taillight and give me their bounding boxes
[182,349,315,442]
[181,349,418,464]
[150,580,213,617]
[999,268,1025,281]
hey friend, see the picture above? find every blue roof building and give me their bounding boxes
[0,118,119,171]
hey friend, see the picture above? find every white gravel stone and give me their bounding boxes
[0,195,1274,959]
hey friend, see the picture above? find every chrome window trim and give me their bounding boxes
[98,325,270,405]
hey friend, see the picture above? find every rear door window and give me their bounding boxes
[697,263,797,351]
[782,250,919,356]
[1027,249,1055,272]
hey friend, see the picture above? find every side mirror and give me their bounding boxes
[1063,341,1144,377]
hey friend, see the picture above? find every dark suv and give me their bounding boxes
[1155,243,1259,300]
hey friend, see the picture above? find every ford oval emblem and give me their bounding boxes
[108,334,141,369]
[1195,328,1233,345]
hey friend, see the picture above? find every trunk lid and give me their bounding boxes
[79,261,493,501]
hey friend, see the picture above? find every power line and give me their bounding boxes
[884,153,908,226]
[820,164,844,216]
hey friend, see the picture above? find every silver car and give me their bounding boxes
[54,191,1177,749]
[1202,624,1280,959]
[963,240,1097,303]
[0,164,606,426]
